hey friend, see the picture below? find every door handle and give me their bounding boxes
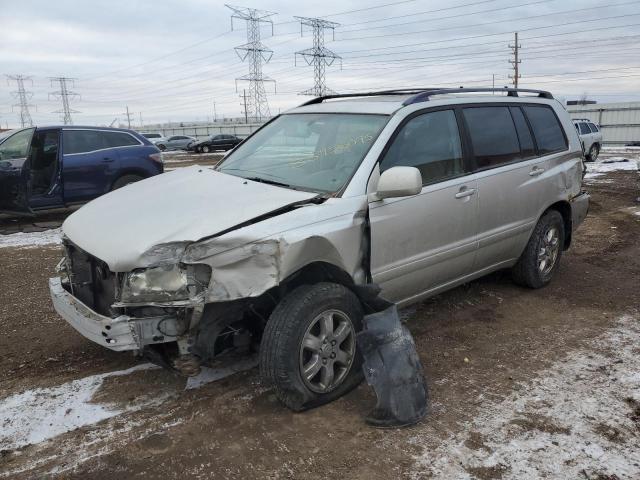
[102,157,114,163]
[529,167,545,176]
[455,187,476,199]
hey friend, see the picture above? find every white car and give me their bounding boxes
[50,88,589,411]
[140,132,167,147]
[572,119,602,161]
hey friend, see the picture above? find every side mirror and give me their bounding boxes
[373,166,422,200]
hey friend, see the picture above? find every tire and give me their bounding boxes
[201,145,210,153]
[587,144,599,162]
[511,210,565,289]
[260,282,364,412]
[157,144,166,151]
[111,174,143,191]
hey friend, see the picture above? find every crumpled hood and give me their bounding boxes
[62,166,317,271]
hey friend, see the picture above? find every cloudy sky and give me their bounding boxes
[1,0,639,128]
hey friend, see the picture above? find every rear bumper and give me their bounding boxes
[571,191,590,230]
[49,277,183,352]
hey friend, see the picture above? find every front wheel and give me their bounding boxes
[201,145,210,153]
[511,210,565,289]
[260,283,363,411]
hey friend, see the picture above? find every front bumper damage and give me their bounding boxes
[49,277,192,352]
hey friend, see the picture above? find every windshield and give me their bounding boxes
[217,113,388,193]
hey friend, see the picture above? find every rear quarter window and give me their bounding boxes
[523,106,568,155]
[588,123,599,133]
[102,131,140,148]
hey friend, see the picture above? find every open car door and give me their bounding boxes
[0,127,35,215]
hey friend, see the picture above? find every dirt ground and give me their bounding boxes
[0,151,638,479]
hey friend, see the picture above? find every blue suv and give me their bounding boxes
[0,126,163,214]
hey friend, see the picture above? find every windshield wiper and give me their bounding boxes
[244,176,295,189]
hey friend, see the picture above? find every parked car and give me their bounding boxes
[140,132,167,146]
[156,135,197,151]
[50,88,589,412]
[572,119,602,161]
[0,126,163,214]
[189,134,242,153]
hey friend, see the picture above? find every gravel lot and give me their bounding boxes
[0,149,638,479]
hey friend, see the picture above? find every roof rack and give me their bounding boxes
[298,87,553,107]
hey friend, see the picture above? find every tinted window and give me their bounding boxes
[524,106,567,155]
[381,109,464,185]
[463,107,520,168]
[587,122,599,133]
[63,130,105,155]
[579,123,591,135]
[143,133,160,138]
[102,131,140,148]
[510,107,536,159]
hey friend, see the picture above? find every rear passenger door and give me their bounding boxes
[62,129,121,203]
[369,108,479,304]
[102,130,143,172]
[464,105,549,270]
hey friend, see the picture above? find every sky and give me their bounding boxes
[1,0,640,128]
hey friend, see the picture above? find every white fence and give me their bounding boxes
[568,102,640,145]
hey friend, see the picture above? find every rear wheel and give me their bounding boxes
[201,145,210,153]
[111,174,143,191]
[157,144,166,151]
[587,144,599,162]
[512,210,565,289]
[260,283,363,411]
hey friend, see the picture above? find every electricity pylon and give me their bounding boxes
[6,75,35,127]
[227,4,276,121]
[49,77,80,125]
[295,17,341,96]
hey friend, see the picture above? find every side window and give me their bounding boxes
[588,123,599,133]
[0,128,35,160]
[102,132,140,148]
[579,123,591,135]
[381,109,464,185]
[523,106,568,155]
[463,106,521,168]
[510,107,536,159]
[63,130,105,155]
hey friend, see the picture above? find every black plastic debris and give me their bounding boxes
[357,300,428,428]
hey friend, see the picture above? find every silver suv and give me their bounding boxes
[50,88,589,411]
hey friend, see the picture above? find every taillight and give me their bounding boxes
[149,153,163,165]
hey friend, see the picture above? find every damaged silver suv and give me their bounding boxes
[50,88,589,411]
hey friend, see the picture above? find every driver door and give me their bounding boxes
[0,127,36,215]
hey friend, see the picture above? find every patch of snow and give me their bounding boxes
[0,228,62,249]
[585,157,638,179]
[412,314,640,479]
[0,364,157,450]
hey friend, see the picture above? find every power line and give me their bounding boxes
[295,17,341,96]
[49,77,80,125]
[227,4,277,120]
[6,74,35,127]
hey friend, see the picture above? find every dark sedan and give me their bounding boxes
[190,134,242,153]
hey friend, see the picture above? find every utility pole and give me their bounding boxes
[49,77,80,125]
[6,75,35,127]
[294,17,341,96]
[139,112,143,128]
[123,106,132,129]
[213,100,217,122]
[227,4,276,121]
[240,89,249,123]
[509,32,521,88]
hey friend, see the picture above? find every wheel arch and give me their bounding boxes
[109,168,149,190]
[543,200,572,249]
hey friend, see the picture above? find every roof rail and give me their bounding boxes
[402,87,553,105]
[298,88,443,106]
[298,87,554,107]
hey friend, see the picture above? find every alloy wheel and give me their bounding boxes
[538,227,560,275]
